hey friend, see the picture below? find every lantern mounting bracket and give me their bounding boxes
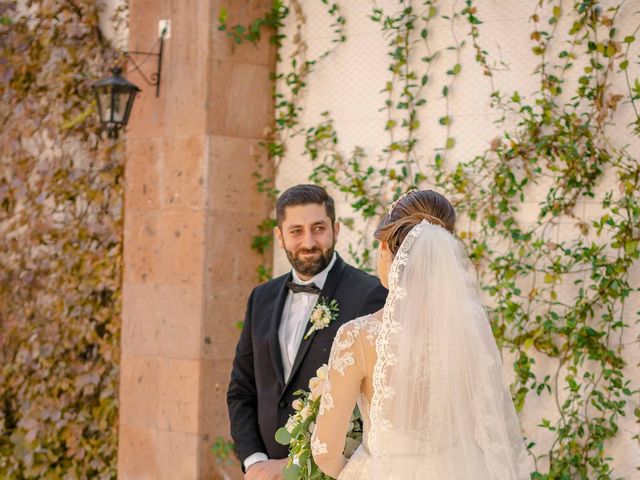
[123,25,168,97]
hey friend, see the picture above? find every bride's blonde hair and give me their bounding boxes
[374,190,456,255]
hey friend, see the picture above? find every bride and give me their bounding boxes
[311,190,532,479]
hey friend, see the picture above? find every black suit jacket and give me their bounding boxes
[227,254,387,464]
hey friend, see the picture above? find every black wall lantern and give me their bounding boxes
[93,23,168,137]
[93,68,141,138]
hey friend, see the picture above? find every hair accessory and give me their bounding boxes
[388,188,418,215]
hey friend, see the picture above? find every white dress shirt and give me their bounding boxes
[278,253,337,382]
[244,253,337,470]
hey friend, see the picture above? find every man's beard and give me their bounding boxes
[285,243,335,278]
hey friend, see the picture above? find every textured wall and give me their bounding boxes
[117,1,275,478]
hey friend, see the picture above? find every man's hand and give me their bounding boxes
[244,458,288,480]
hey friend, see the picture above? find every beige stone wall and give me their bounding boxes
[117,1,275,478]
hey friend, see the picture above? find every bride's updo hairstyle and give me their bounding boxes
[374,190,456,255]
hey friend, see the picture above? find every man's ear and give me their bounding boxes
[274,225,285,249]
[333,222,340,242]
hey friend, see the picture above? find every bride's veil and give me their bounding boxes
[367,220,532,479]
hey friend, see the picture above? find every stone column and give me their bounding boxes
[117,1,275,478]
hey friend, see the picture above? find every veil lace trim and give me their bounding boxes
[367,220,531,479]
[368,221,426,454]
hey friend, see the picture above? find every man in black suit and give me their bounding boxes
[227,185,387,480]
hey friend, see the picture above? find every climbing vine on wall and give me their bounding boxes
[222,0,639,478]
[219,0,345,281]
[448,3,640,476]
[0,1,125,477]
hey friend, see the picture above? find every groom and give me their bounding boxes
[227,184,387,479]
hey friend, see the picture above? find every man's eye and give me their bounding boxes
[314,226,325,232]
[290,230,301,235]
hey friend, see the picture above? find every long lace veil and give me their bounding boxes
[367,221,532,479]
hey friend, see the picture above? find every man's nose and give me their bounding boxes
[301,230,315,249]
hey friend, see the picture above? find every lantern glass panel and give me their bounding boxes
[95,89,111,123]
[111,88,130,124]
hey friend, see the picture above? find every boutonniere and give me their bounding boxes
[304,297,339,339]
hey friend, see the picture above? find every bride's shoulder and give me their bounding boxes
[336,314,381,347]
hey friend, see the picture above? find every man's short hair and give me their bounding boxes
[276,184,336,226]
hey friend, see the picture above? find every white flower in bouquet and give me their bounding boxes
[316,364,329,380]
[292,398,304,411]
[300,405,313,421]
[308,364,329,401]
[285,415,297,434]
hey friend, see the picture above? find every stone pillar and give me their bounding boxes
[117,1,275,478]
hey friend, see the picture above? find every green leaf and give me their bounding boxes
[283,464,301,480]
[275,427,292,445]
[605,44,615,57]
[532,46,545,55]
[620,60,629,71]
[624,240,638,255]
[218,6,228,25]
[523,338,534,351]
[445,137,455,149]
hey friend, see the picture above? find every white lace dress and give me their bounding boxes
[311,314,380,479]
[311,314,494,480]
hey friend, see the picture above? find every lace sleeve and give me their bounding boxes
[312,321,366,478]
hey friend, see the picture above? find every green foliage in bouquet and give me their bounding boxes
[276,365,362,480]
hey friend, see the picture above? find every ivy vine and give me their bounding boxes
[219,0,345,281]
[0,1,125,478]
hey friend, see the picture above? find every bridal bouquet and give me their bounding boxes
[275,365,362,480]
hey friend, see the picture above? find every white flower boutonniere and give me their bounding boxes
[304,297,339,340]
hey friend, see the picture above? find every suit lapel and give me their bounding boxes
[284,255,347,391]
[269,274,290,389]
